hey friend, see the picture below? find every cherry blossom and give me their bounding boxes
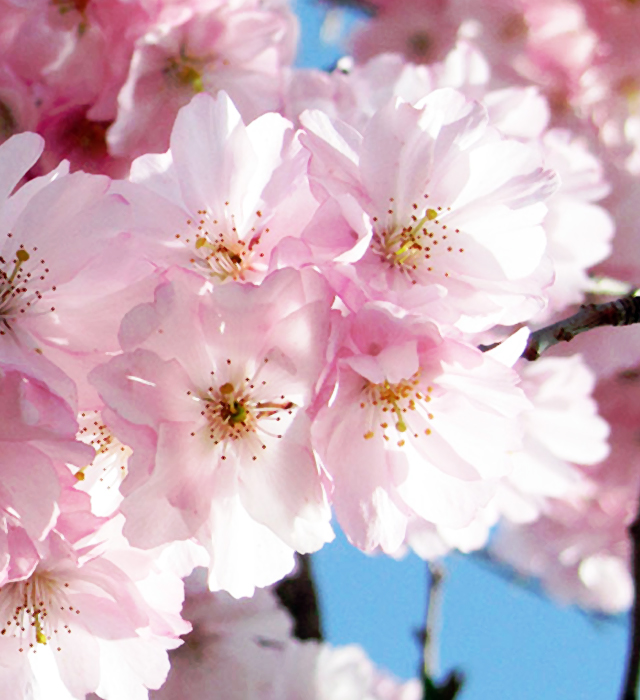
[115,90,318,286]
[0,515,192,699]
[107,0,298,159]
[312,304,529,553]
[300,89,559,330]
[89,266,334,597]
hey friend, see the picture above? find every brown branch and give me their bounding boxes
[274,554,323,641]
[521,296,640,361]
[620,502,640,700]
[479,295,640,361]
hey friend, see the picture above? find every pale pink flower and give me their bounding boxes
[499,355,609,522]
[300,90,559,330]
[0,516,192,699]
[312,304,529,554]
[115,91,318,286]
[406,349,609,560]
[89,266,334,597]
[350,0,461,66]
[0,132,161,406]
[153,568,317,700]
[0,0,156,172]
[108,0,298,159]
[315,645,422,700]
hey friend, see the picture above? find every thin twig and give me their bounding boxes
[519,296,640,361]
[423,563,445,678]
[620,502,640,700]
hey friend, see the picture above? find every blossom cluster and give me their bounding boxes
[0,0,636,696]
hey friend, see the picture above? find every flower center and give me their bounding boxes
[0,242,56,334]
[0,573,78,653]
[370,197,463,284]
[165,56,205,93]
[407,32,433,61]
[187,361,295,461]
[360,371,435,446]
[174,208,268,282]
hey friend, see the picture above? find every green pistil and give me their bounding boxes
[228,401,247,425]
[383,381,407,432]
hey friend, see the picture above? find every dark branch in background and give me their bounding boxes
[479,294,640,361]
[419,563,464,700]
[621,500,640,700]
[275,554,323,640]
[423,563,444,677]
[522,296,640,361]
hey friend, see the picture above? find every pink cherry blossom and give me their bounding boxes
[490,365,638,613]
[89,266,335,597]
[0,131,164,407]
[350,0,461,67]
[312,304,529,554]
[107,0,298,159]
[300,90,559,329]
[0,515,192,699]
[115,90,318,286]
[532,129,614,316]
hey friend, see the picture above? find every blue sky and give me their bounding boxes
[313,526,628,699]
[293,1,631,697]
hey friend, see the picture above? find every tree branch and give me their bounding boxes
[423,563,444,678]
[479,295,640,361]
[275,554,323,641]
[420,563,464,700]
[521,296,640,361]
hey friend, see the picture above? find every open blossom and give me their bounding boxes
[89,266,334,597]
[0,0,158,173]
[531,129,614,316]
[116,91,318,286]
[0,131,166,407]
[312,304,529,554]
[350,0,462,67]
[0,514,192,700]
[108,0,298,159]
[300,89,559,330]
